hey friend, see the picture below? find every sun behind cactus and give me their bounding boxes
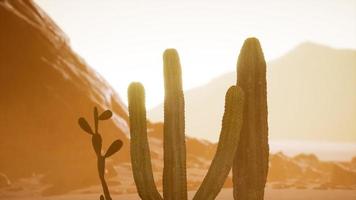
[78,107,123,200]
[128,49,245,200]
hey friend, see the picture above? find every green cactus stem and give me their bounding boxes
[233,38,269,200]
[128,82,163,200]
[127,45,272,200]
[193,85,244,200]
[162,49,188,200]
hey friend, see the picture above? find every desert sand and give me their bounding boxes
[2,188,354,200]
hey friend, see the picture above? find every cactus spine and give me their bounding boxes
[193,86,244,200]
[128,49,245,200]
[128,82,163,200]
[78,107,123,200]
[233,38,269,200]
[163,49,188,200]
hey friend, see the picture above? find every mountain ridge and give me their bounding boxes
[149,42,356,142]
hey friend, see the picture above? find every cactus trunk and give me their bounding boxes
[193,86,244,200]
[233,38,269,200]
[97,156,111,200]
[163,49,188,200]
[128,82,163,200]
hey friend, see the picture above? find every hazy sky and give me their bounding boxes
[35,0,356,108]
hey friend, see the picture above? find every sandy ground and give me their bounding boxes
[2,188,353,200]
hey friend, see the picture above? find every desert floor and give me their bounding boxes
[7,188,351,200]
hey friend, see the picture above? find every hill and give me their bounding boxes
[149,42,356,142]
[0,0,130,194]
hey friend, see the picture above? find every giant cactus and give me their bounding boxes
[193,85,244,200]
[128,49,245,200]
[78,107,123,200]
[128,82,163,200]
[162,49,188,200]
[233,38,269,200]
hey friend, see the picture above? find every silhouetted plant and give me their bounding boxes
[128,49,245,200]
[78,107,123,200]
[233,38,269,200]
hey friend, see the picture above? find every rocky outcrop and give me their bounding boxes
[0,0,129,195]
[268,152,356,190]
[0,174,10,188]
[330,164,356,186]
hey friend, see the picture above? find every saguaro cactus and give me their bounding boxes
[233,38,269,200]
[163,49,188,200]
[128,49,245,200]
[193,85,244,200]
[128,82,163,200]
[78,107,123,200]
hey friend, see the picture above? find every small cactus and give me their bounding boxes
[78,107,123,200]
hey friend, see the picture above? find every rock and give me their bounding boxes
[0,0,129,195]
[330,164,356,186]
[0,173,11,188]
[268,152,302,182]
[293,153,319,166]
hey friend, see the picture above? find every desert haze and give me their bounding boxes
[0,1,355,200]
[149,42,356,143]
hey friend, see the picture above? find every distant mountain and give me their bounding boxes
[149,42,356,142]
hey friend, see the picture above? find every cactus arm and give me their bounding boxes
[233,38,269,200]
[193,86,244,200]
[128,82,163,200]
[163,49,188,200]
